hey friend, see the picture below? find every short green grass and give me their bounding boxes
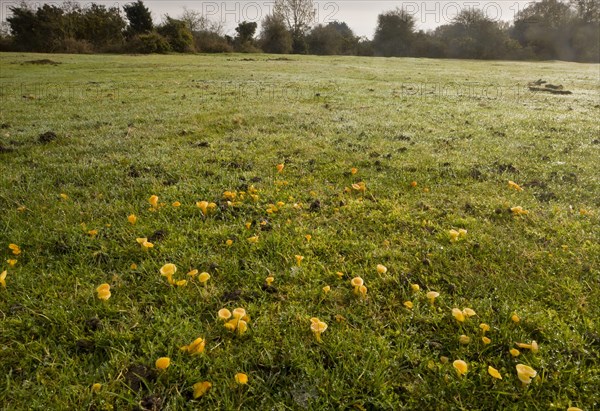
[0,53,599,410]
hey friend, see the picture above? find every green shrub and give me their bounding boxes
[129,31,171,53]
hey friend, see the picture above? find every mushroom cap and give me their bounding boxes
[198,272,211,283]
[235,373,248,385]
[136,237,148,244]
[160,263,177,276]
[516,364,537,384]
[218,308,232,320]
[96,284,111,300]
[453,360,468,375]
[192,381,212,399]
[488,366,502,379]
[452,308,466,322]
[155,357,170,370]
[531,340,539,353]
[426,291,440,299]
[232,308,246,319]
[479,323,490,332]
[350,277,364,287]
[188,338,205,354]
[310,320,328,333]
[462,308,476,317]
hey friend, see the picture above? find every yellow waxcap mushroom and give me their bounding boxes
[218,308,232,320]
[480,323,490,333]
[310,321,327,333]
[198,272,210,283]
[196,201,209,215]
[183,337,205,355]
[358,285,367,297]
[453,360,468,376]
[96,283,111,300]
[511,206,529,215]
[426,291,439,305]
[376,264,387,274]
[350,277,364,287]
[193,381,212,398]
[516,341,539,354]
[310,318,328,342]
[488,366,502,379]
[225,319,237,331]
[235,373,248,385]
[160,264,177,276]
[237,320,248,335]
[149,195,159,208]
[516,364,537,384]
[462,308,476,317]
[155,357,170,370]
[449,229,460,242]
[452,308,465,322]
[508,180,523,191]
[232,308,246,319]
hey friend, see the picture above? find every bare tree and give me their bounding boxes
[273,0,315,37]
[180,7,223,34]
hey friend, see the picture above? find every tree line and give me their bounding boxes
[0,0,598,62]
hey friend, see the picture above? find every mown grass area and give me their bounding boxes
[0,52,599,410]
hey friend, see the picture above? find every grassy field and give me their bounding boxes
[0,52,599,410]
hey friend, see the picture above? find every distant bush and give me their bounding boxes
[157,17,194,52]
[128,32,171,53]
[57,38,94,54]
[194,31,232,53]
[260,14,292,54]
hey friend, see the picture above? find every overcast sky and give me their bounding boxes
[2,1,537,38]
